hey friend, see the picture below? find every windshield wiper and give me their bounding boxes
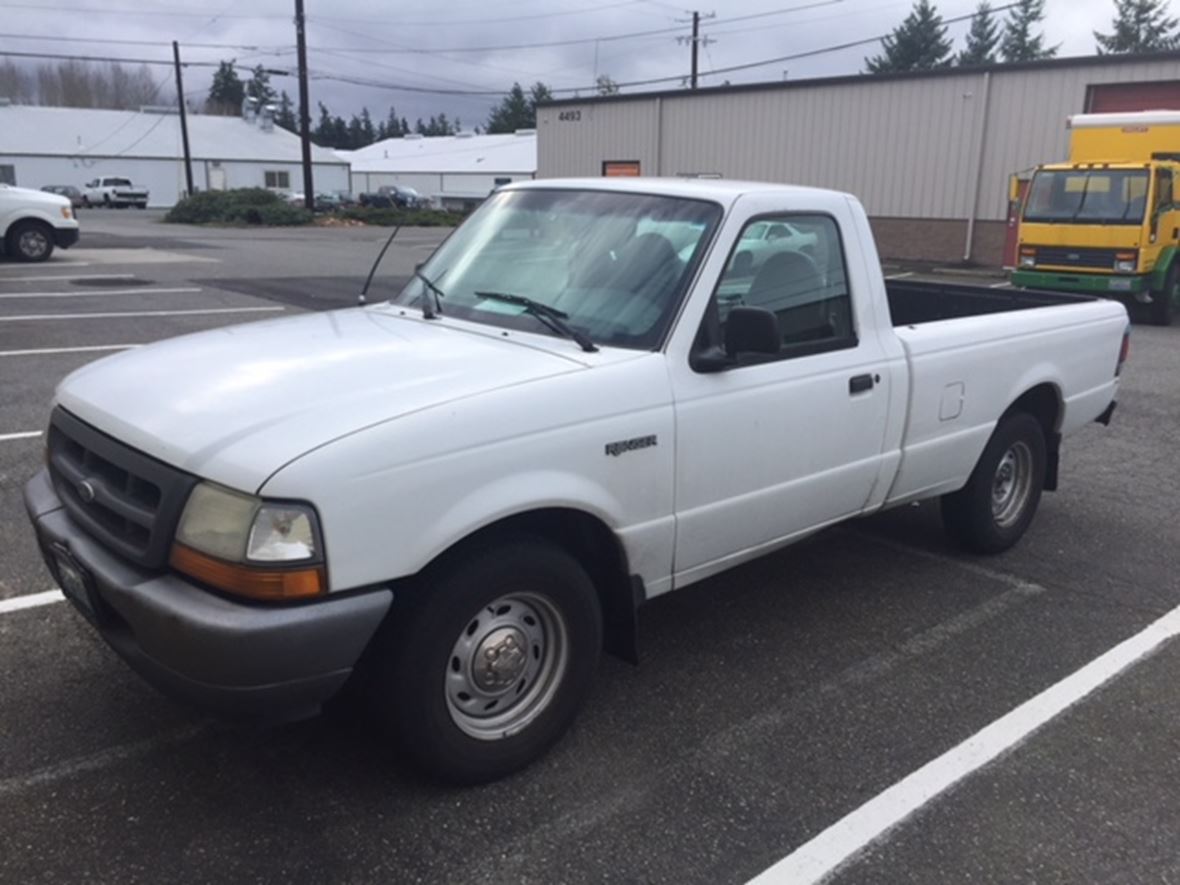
[414,268,445,319]
[474,291,598,353]
[1070,175,1093,223]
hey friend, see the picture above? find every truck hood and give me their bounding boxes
[56,307,586,492]
[0,183,69,210]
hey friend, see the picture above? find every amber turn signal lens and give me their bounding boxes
[169,543,326,600]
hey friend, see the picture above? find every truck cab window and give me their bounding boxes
[700,214,855,359]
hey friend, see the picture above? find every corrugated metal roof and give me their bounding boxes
[0,105,345,164]
[338,132,536,174]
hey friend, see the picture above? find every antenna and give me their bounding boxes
[358,224,401,306]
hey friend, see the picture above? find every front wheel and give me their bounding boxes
[941,412,1047,554]
[371,537,602,784]
[6,220,54,262]
[1148,264,1176,327]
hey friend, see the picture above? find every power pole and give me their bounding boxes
[676,11,714,90]
[172,40,194,198]
[294,0,314,211]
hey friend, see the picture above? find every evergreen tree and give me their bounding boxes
[865,0,953,73]
[596,74,620,95]
[400,116,410,136]
[275,90,297,132]
[205,60,244,115]
[346,114,364,148]
[245,64,277,105]
[958,2,1001,65]
[487,81,552,132]
[314,101,334,145]
[1000,0,1058,61]
[359,107,375,144]
[1095,0,1180,53]
[383,105,404,139]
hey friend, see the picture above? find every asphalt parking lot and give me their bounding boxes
[1,210,1178,884]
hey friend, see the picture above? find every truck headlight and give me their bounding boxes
[60,206,73,220]
[171,483,325,600]
[1018,250,1036,268]
[1113,252,1137,273]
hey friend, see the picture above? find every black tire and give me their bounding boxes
[1148,264,1176,327]
[371,536,602,784]
[81,196,91,208]
[102,194,111,207]
[5,220,55,263]
[941,412,1047,554]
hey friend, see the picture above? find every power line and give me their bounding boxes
[308,0,842,55]
[306,0,651,28]
[0,32,289,51]
[0,49,291,72]
[0,3,291,17]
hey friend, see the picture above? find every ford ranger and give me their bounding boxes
[1,184,80,262]
[24,179,1129,783]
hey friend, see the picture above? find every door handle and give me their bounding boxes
[849,373,875,394]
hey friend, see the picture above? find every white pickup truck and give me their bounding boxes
[1,183,80,262]
[25,179,1128,783]
[81,176,149,209]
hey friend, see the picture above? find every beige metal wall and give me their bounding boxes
[537,57,1180,224]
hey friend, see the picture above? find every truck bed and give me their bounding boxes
[886,279,1092,327]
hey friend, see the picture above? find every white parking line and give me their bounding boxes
[0,430,41,442]
[0,287,201,299]
[747,601,1180,885]
[0,590,64,615]
[0,343,140,357]
[989,281,1014,289]
[0,273,135,283]
[0,261,92,270]
[884,272,915,280]
[0,306,283,322]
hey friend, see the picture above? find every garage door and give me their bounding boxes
[1087,81,1180,112]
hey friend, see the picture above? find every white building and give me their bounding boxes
[0,101,350,208]
[338,130,536,210]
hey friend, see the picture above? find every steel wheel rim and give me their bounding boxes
[18,229,49,259]
[445,592,569,741]
[991,440,1033,529]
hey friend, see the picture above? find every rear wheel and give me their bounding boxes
[370,536,602,784]
[1148,264,1176,327]
[6,220,54,262]
[941,412,1046,554]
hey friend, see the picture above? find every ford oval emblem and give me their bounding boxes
[76,480,96,504]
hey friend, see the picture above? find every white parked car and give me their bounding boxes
[0,183,80,262]
[25,178,1127,783]
[81,176,149,209]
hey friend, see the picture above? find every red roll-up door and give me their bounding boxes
[1087,81,1180,112]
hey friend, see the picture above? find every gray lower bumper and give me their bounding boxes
[24,468,392,722]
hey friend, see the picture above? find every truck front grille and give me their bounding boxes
[46,408,198,569]
[1035,247,1117,269]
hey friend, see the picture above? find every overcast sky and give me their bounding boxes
[3,0,1131,127]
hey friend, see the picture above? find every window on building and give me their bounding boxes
[603,161,640,177]
[264,170,290,189]
[0,165,15,185]
[701,214,855,359]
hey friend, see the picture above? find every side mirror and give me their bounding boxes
[724,307,781,357]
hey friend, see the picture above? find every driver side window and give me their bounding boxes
[705,214,855,357]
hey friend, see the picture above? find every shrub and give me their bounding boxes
[165,188,311,226]
[338,206,467,227]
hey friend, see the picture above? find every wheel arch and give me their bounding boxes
[1002,381,1063,491]
[408,507,642,665]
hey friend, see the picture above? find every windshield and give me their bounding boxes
[389,188,722,350]
[105,178,133,187]
[1024,169,1149,224]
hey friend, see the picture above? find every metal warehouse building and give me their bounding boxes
[537,51,1180,265]
[337,130,536,210]
[0,101,350,208]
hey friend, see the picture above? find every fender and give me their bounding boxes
[1149,245,1178,291]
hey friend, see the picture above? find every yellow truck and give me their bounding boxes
[1011,111,1180,326]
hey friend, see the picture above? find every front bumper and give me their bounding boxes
[54,227,79,249]
[1011,269,1148,295]
[24,468,392,722]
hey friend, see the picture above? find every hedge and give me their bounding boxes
[165,189,313,226]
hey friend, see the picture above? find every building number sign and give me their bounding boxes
[558,110,582,122]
